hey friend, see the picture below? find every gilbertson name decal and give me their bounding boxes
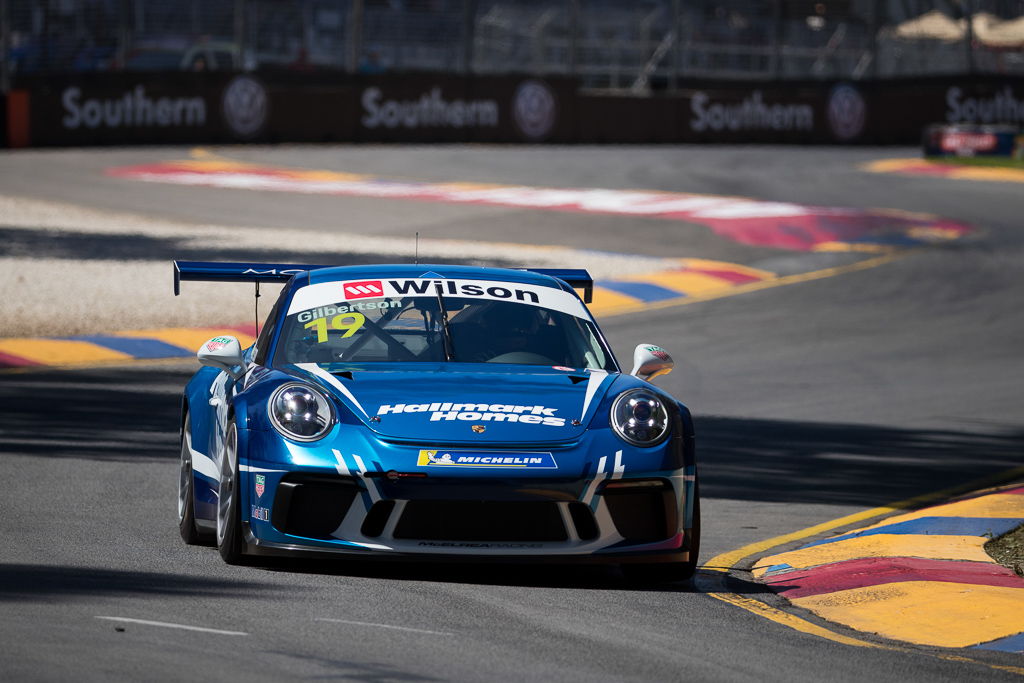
[362,87,499,129]
[378,403,565,427]
[691,91,813,132]
[62,86,206,129]
[297,300,401,323]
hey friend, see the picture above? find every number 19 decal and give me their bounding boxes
[304,312,366,343]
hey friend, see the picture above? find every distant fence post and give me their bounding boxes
[771,0,783,78]
[348,0,364,74]
[870,0,881,79]
[669,0,680,91]
[116,0,130,72]
[568,0,578,77]
[1,0,9,94]
[964,0,975,75]
[463,0,476,74]
[234,0,246,70]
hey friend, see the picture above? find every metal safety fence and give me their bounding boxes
[3,1,1024,93]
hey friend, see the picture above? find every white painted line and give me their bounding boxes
[315,618,452,636]
[95,616,248,636]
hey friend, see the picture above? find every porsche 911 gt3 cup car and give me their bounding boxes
[175,261,699,582]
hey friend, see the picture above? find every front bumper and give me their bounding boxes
[236,425,697,562]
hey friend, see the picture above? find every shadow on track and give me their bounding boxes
[698,415,1024,507]
[189,555,777,597]
[241,553,782,595]
[0,367,188,461]
[0,226,513,269]
[250,556,704,593]
[266,651,443,683]
[0,563,292,602]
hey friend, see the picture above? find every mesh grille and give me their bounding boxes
[393,500,567,542]
[603,488,676,544]
[272,474,358,539]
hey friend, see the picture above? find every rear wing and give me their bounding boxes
[521,268,593,303]
[173,261,325,295]
[173,261,594,303]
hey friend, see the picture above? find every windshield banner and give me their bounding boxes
[287,278,589,319]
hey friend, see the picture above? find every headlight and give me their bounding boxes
[268,383,334,441]
[610,389,670,447]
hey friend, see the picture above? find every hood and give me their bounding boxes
[290,363,615,444]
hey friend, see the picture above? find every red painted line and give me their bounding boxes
[0,351,40,368]
[764,556,1024,599]
[108,162,976,252]
[682,267,764,284]
[1001,486,1024,496]
[891,162,960,177]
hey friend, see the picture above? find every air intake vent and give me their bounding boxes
[393,500,567,542]
[568,502,599,540]
[272,474,359,539]
[602,486,676,544]
[361,500,395,537]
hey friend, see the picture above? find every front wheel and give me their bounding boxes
[216,420,247,564]
[622,484,701,585]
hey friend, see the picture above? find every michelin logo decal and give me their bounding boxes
[379,403,565,427]
[418,450,558,469]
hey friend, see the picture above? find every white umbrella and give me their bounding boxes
[893,10,966,42]
[971,13,1024,47]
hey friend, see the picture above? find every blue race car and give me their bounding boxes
[174,261,699,582]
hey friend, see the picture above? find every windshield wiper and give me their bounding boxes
[433,283,455,362]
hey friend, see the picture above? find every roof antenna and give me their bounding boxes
[415,232,419,265]
[254,281,261,337]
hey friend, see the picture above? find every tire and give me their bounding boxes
[178,413,210,545]
[216,420,247,564]
[622,483,701,585]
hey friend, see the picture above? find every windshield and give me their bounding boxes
[274,281,614,370]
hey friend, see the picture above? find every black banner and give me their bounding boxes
[14,72,573,147]
[8,72,1024,147]
[23,73,226,146]
[346,75,573,143]
[865,78,1024,144]
[581,77,1023,145]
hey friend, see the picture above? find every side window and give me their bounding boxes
[584,326,607,370]
[253,286,289,366]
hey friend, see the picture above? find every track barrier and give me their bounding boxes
[5,73,1023,148]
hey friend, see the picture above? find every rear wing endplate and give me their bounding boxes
[173,260,325,295]
[522,268,593,303]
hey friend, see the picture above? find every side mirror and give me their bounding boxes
[630,344,674,382]
[197,336,246,379]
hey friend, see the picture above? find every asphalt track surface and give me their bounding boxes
[1,145,1023,681]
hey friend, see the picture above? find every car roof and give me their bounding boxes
[304,264,574,292]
